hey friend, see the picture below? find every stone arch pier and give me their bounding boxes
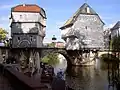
[40,48,72,66]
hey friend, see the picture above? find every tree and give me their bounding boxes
[41,53,59,65]
[48,43,55,47]
[0,28,8,42]
[112,36,120,50]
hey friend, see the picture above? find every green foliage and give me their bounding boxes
[100,54,119,70]
[112,36,120,50]
[48,43,55,47]
[110,40,113,50]
[0,28,8,42]
[101,54,119,62]
[41,53,59,65]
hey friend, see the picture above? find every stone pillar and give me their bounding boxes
[5,49,8,60]
[29,51,34,69]
[33,51,41,82]
[0,49,2,63]
[36,52,40,73]
[29,50,35,76]
[20,51,27,70]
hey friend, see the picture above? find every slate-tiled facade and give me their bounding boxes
[60,3,105,50]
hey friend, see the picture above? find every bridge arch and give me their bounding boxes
[41,49,72,66]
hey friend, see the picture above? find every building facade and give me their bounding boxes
[55,41,65,48]
[10,4,46,48]
[103,28,111,49]
[111,21,120,39]
[60,3,105,50]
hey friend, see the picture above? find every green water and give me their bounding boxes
[53,58,117,90]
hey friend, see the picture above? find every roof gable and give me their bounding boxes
[60,3,104,29]
[111,21,120,30]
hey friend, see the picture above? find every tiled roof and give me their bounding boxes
[111,21,120,30]
[11,4,46,18]
[60,3,104,29]
[12,4,41,13]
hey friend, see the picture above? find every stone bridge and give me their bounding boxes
[0,46,101,67]
[0,47,73,68]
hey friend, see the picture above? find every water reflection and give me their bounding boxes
[54,55,116,90]
[66,66,109,90]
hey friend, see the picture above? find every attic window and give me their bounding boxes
[86,7,90,13]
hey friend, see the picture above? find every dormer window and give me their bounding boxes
[86,7,90,13]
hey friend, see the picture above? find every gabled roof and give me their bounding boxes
[111,21,120,30]
[60,3,104,29]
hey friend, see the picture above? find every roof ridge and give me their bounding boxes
[111,21,120,30]
[60,3,100,29]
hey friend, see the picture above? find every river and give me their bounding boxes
[53,54,117,90]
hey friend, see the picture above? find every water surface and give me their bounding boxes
[53,56,116,90]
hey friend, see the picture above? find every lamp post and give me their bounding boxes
[52,35,57,48]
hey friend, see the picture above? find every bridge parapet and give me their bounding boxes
[0,64,49,90]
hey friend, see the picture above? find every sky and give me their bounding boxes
[0,0,120,42]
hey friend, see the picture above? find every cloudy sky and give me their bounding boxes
[0,0,120,41]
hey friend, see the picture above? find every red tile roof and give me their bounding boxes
[12,4,41,13]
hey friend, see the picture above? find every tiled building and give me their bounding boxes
[60,3,105,50]
[111,21,120,39]
[9,4,46,48]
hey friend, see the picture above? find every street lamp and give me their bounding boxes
[52,35,57,48]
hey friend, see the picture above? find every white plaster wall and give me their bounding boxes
[11,12,46,36]
[21,23,36,33]
[12,12,46,26]
[12,12,40,22]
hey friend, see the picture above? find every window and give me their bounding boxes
[86,7,90,13]
[18,37,20,40]
[30,36,33,41]
[20,15,22,19]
